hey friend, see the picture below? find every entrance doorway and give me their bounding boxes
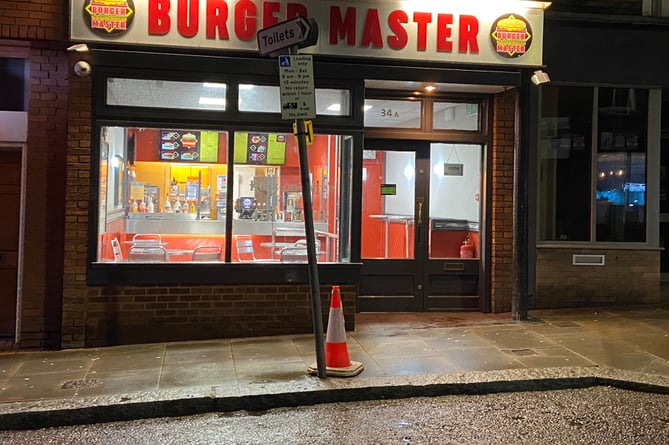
[358,140,485,311]
[0,147,21,337]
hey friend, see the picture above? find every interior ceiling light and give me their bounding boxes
[424,85,436,92]
[327,103,341,112]
[199,97,226,106]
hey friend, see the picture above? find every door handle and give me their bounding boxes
[416,198,423,247]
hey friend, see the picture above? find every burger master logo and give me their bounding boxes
[83,0,135,36]
[490,14,532,58]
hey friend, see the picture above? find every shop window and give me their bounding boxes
[364,99,422,129]
[432,102,479,131]
[596,88,648,242]
[106,78,228,111]
[238,84,351,116]
[0,57,26,111]
[538,86,649,243]
[95,125,352,264]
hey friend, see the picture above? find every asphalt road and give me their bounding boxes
[1,386,668,444]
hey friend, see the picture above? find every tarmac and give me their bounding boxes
[1,304,669,431]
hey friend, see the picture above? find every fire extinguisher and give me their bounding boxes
[460,235,475,259]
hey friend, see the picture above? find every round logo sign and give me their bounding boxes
[83,0,135,37]
[490,14,532,59]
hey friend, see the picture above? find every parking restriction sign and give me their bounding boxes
[278,55,316,120]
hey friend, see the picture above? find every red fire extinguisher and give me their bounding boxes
[460,235,475,259]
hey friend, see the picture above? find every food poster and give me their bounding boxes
[234,132,286,165]
[159,130,219,162]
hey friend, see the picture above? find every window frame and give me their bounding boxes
[536,84,661,249]
[87,54,364,286]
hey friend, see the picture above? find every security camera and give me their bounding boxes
[74,61,91,77]
[531,70,550,85]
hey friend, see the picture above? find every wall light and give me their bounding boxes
[67,43,89,52]
[531,70,550,85]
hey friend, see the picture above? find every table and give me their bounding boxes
[369,214,414,258]
[260,242,295,259]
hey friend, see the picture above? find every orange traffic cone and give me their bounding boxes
[309,286,364,377]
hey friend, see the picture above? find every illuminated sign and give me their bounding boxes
[71,0,548,67]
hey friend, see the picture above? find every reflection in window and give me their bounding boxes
[238,84,351,116]
[538,86,593,241]
[433,102,479,131]
[537,86,649,243]
[107,78,227,110]
[95,125,353,264]
[596,88,647,242]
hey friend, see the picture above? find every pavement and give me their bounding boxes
[1,305,669,431]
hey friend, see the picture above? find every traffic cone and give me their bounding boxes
[309,286,364,377]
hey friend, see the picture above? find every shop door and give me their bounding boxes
[0,148,21,336]
[358,141,483,312]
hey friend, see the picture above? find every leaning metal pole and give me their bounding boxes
[288,46,326,378]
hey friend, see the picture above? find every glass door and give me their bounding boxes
[358,140,483,311]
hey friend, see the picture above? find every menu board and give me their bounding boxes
[159,130,218,162]
[233,132,286,165]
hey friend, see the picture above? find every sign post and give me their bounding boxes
[258,18,326,379]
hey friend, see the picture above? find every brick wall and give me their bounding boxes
[1,0,69,348]
[0,0,67,41]
[80,284,355,348]
[490,90,517,312]
[536,248,660,307]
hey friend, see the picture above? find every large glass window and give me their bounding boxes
[107,78,228,111]
[238,84,351,116]
[596,88,648,242]
[96,125,352,264]
[538,86,649,243]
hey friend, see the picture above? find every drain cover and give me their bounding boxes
[507,348,538,356]
[61,378,100,390]
[553,321,581,328]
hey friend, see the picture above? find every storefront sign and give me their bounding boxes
[71,0,548,67]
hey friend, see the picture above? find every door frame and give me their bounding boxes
[358,139,490,312]
[0,144,26,344]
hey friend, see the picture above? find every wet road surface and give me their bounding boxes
[2,386,668,444]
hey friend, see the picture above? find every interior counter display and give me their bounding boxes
[95,124,354,267]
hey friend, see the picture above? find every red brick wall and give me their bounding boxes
[490,90,517,312]
[1,0,69,348]
[0,0,67,41]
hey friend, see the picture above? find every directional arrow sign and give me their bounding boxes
[257,16,318,56]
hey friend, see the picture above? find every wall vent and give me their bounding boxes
[572,254,605,266]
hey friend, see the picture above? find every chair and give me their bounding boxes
[279,239,320,263]
[192,245,222,262]
[111,237,124,262]
[128,245,168,262]
[132,233,162,246]
[235,236,274,262]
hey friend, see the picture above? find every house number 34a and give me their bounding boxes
[380,108,399,118]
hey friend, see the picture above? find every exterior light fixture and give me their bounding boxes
[67,43,89,52]
[531,70,550,85]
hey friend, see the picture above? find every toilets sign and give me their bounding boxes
[257,16,317,56]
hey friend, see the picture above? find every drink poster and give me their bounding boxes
[234,132,287,165]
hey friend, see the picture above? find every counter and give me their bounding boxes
[125,213,328,236]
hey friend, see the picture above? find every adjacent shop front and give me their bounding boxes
[63,0,550,347]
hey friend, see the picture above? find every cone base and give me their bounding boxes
[307,360,364,377]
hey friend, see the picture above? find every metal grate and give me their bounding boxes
[572,254,605,266]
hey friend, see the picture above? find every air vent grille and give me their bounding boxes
[572,254,605,266]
